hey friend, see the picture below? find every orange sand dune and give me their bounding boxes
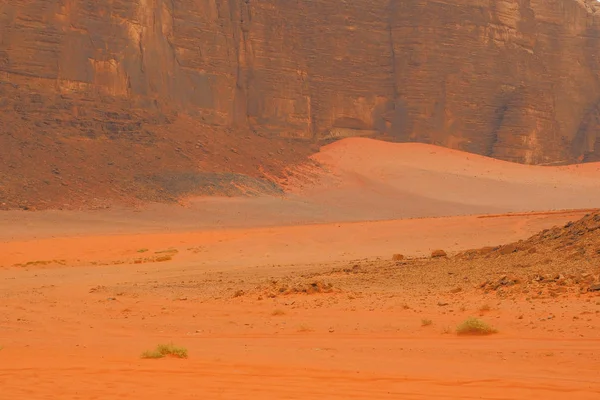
[289,138,600,219]
[3,139,598,243]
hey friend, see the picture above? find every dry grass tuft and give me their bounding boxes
[271,309,286,316]
[14,259,67,267]
[421,319,433,327]
[141,343,188,359]
[456,317,497,336]
[155,248,179,255]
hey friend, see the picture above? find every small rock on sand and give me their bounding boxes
[588,283,600,292]
[431,249,447,258]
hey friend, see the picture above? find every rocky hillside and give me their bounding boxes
[454,211,600,296]
[1,0,600,208]
[462,211,600,261]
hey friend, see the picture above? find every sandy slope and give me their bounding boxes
[0,211,590,268]
[1,139,600,399]
[285,138,600,219]
[2,139,599,242]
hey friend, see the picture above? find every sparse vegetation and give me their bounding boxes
[155,248,179,255]
[141,349,165,359]
[14,259,67,268]
[456,317,497,336]
[421,319,433,327]
[137,248,149,253]
[133,254,174,264]
[441,326,452,335]
[271,309,286,316]
[141,343,188,359]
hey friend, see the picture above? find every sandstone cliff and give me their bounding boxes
[1,0,600,208]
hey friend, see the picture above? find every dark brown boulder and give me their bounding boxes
[431,249,448,258]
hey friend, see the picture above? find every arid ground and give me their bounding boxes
[1,139,600,399]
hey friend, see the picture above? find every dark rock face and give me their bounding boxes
[1,0,600,170]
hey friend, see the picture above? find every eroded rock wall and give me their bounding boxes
[1,0,600,165]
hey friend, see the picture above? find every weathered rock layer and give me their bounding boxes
[1,0,600,207]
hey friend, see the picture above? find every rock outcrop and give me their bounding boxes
[1,0,600,207]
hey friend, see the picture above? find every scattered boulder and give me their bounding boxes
[431,249,447,258]
[527,247,538,254]
[589,284,600,292]
[580,273,596,284]
[263,280,336,297]
[479,275,521,291]
[476,246,497,256]
[498,243,519,255]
